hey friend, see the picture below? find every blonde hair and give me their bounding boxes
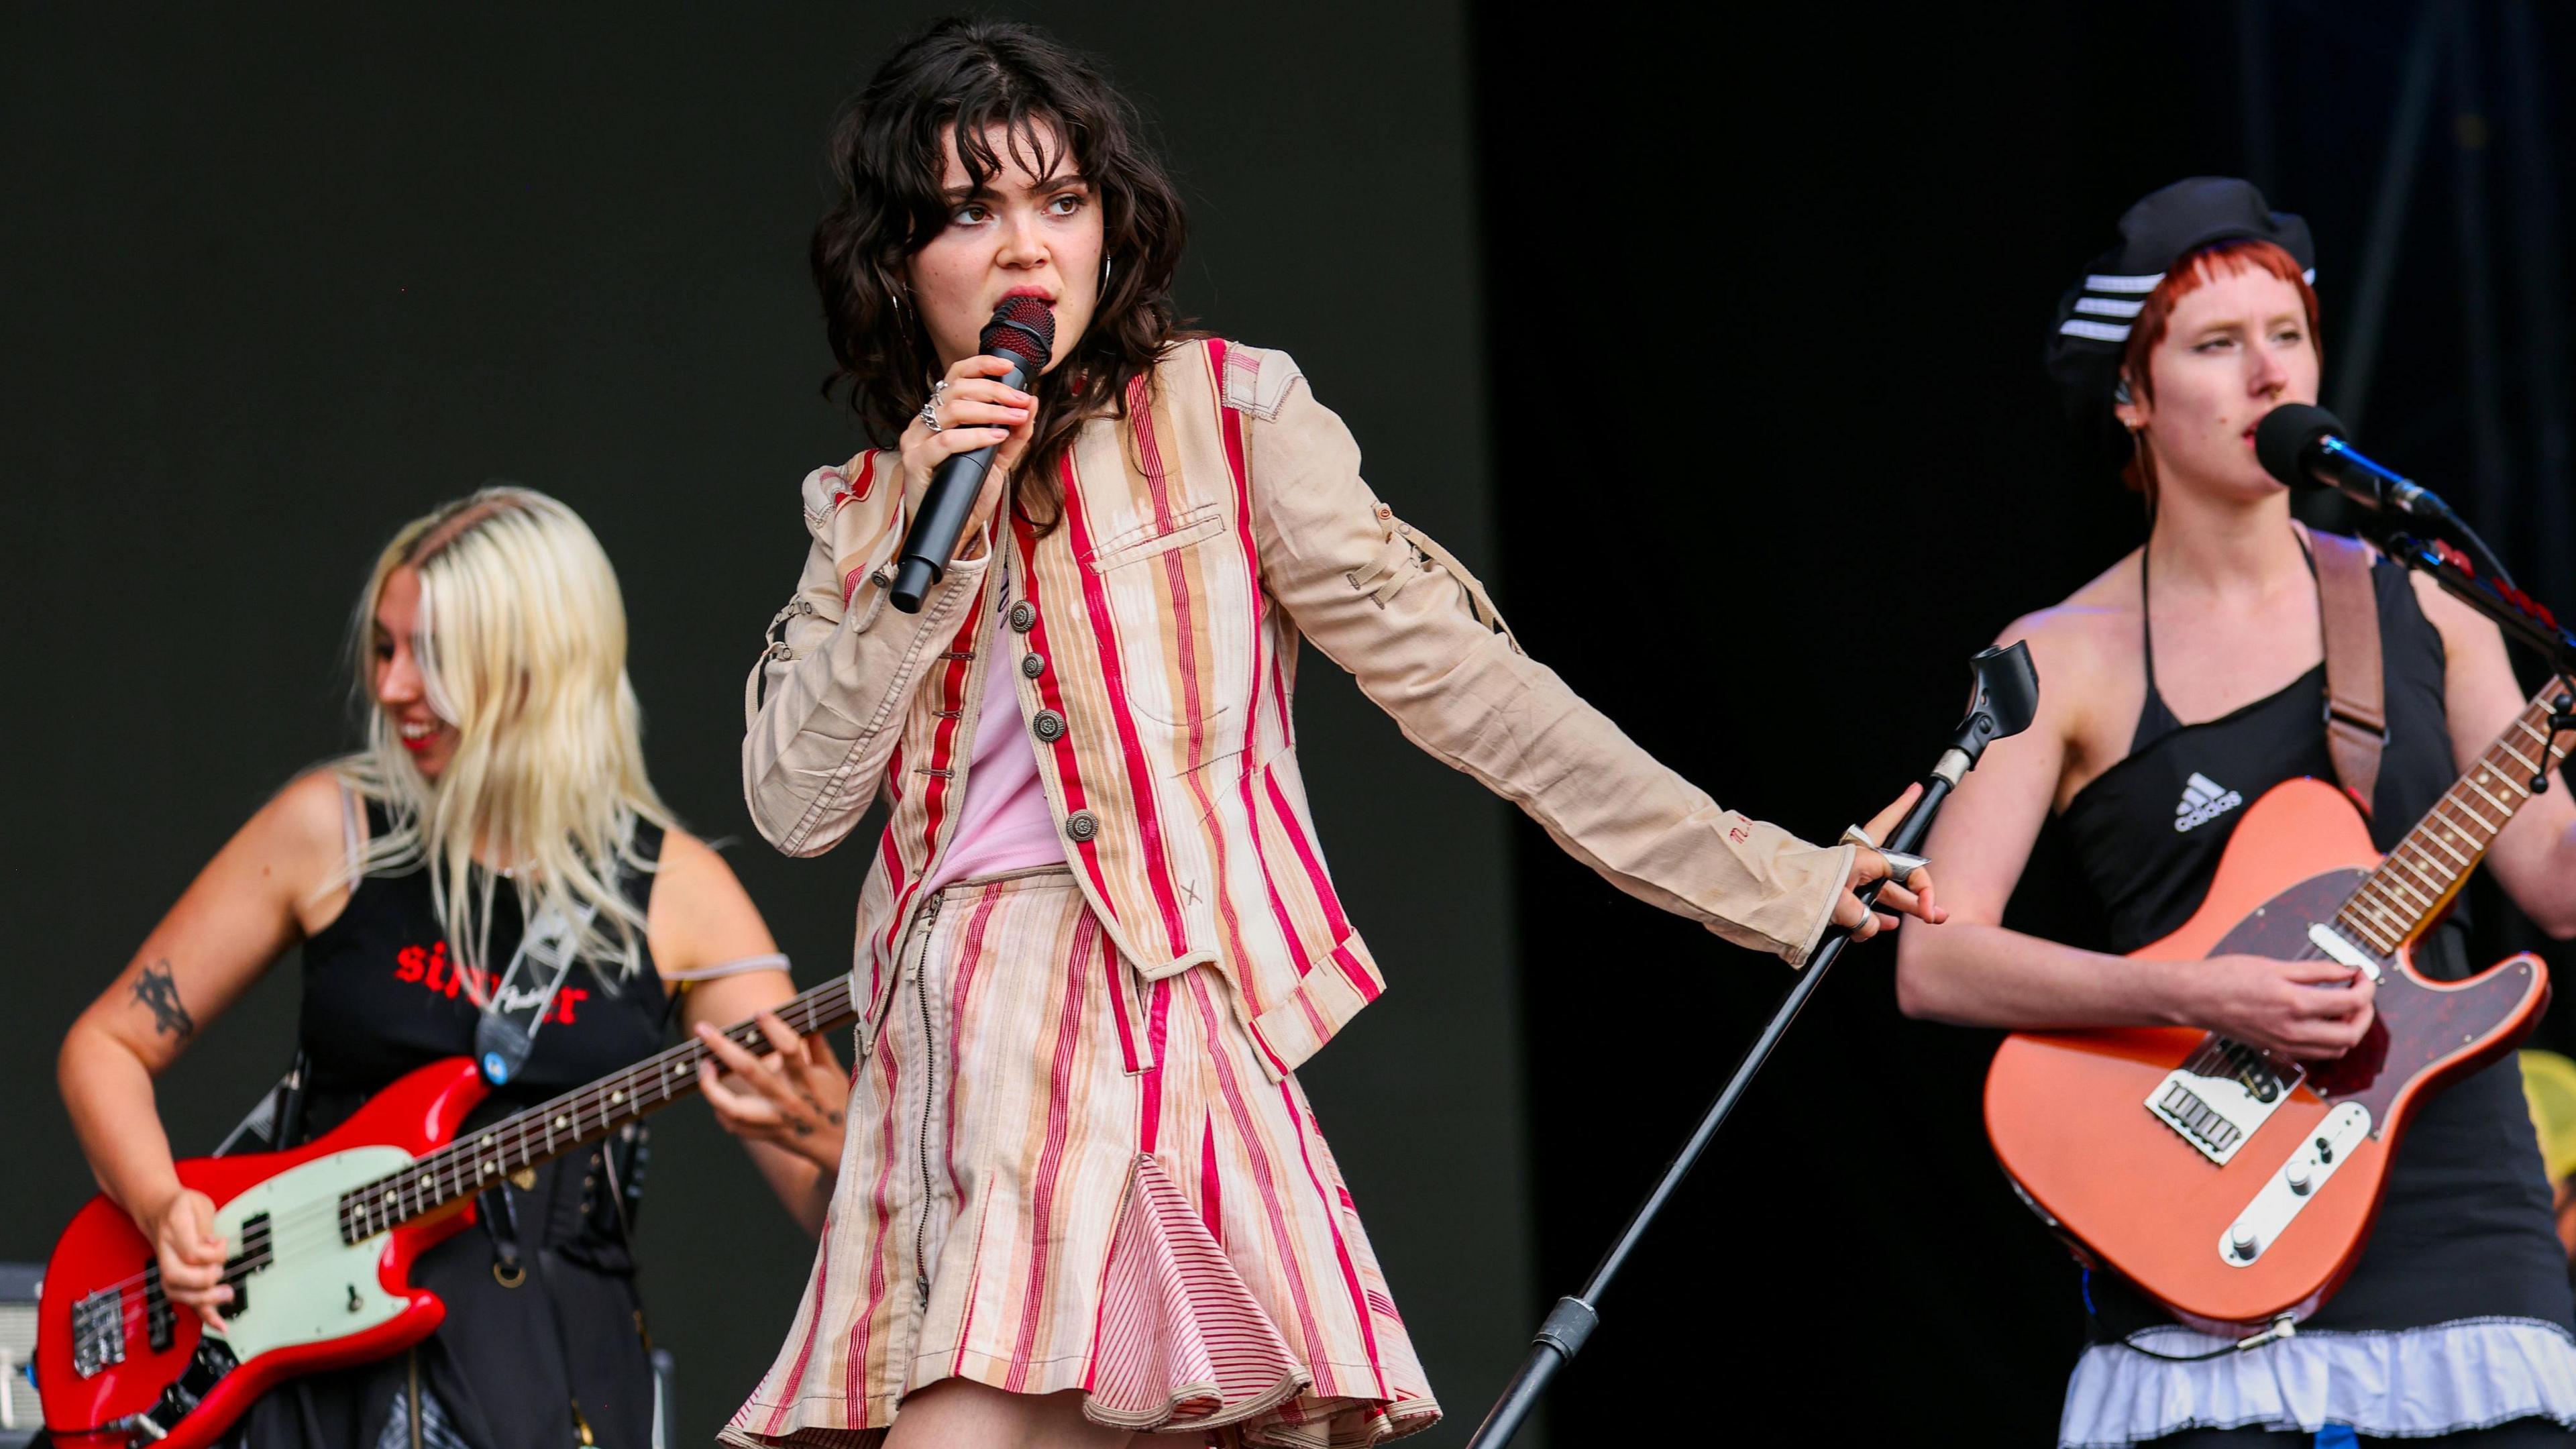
[335,486,673,987]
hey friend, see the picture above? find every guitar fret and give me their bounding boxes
[2351,895,2407,939]
[2499,741,2541,775]
[2419,829,2470,868]
[2375,873,2430,912]
[2387,851,2443,898]
[331,979,863,1244]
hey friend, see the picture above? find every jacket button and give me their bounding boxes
[1032,709,1067,743]
[1065,810,1099,843]
[1008,601,1036,633]
[1021,653,1045,679]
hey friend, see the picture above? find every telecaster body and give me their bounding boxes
[1986,776,2547,1336]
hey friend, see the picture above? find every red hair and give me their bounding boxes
[2119,238,2321,495]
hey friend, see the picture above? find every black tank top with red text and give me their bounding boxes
[2057,551,2570,1334]
[225,804,673,1449]
[297,806,674,1126]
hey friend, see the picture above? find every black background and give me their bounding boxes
[8,4,2576,1446]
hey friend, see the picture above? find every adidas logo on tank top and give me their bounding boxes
[2174,771,2244,833]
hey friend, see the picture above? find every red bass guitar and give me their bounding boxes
[36,976,857,1448]
[1986,681,2575,1338]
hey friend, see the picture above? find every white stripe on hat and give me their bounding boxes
[2059,318,2133,342]
[2084,272,2165,294]
[2074,296,2147,318]
[2303,268,2316,283]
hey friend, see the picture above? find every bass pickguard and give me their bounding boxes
[206,1146,415,1364]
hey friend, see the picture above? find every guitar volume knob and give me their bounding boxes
[2229,1225,2259,1260]
[2286,1163,2313,1195]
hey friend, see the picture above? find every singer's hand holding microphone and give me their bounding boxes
[898,359,1032,560]
[890,297,1058,612]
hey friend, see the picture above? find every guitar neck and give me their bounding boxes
[335,974,859,1243]
[2330,680,2575,955]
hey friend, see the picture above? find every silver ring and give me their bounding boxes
[1879,849,1929,883]
[1839,823,1878,851]
[918,381,949,433]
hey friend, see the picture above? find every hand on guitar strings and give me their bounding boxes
[1835,783,1949,943]
[2179,955,2377,1062]
[137,1184,231,1330]
[696,1012,851,1171]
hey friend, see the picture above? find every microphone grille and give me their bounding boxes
[2253,403,2345,488]
[981,297,1057,369]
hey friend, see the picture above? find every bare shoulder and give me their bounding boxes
[647,827,775,975]
[1994,552,2141,712]
[2400,564,2509,650]
[257,768,353,869]
[653,826,739,892]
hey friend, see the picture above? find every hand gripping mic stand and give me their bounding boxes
[1465,642,2041,1449]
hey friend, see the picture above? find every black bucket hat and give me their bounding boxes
[2045,177,2316,477]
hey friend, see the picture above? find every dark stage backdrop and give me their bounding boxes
[0,6,1536,1446]
[1478,1,2576,1441]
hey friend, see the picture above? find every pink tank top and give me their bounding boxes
[922,595,1067,894]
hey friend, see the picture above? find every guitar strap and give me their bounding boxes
[2307,525,2387,816]
[474,897,597,1088]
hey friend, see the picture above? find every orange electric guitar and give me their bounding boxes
[1986,680,2576,1338]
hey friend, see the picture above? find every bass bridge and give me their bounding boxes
[2147,1037,2301,1165]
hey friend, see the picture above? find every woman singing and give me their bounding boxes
[58,488,854,1449]
[731,19,1935,1448]
[1897,178,2576,1445]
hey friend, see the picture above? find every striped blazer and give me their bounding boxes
[743,339,1853,1078]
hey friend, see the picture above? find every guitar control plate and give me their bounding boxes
[2219,1100,2372,1269]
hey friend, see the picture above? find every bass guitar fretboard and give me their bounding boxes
[333,975,859,1243]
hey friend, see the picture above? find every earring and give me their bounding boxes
[2111,377,2133,406]
[1102,254,1115,286]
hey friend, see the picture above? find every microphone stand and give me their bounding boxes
[2371,527,2576,737]
[1465,643,2041,1449]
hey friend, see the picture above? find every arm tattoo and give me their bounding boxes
[130,960,196,1039]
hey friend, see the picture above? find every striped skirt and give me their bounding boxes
[721,869,1437,1448]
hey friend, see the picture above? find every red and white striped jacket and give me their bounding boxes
[743,339,1852,1079]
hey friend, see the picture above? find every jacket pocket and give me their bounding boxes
[1087,500,1227,574]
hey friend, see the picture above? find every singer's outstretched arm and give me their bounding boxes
[1240,347,1859,965]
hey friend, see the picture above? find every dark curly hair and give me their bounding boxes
[812,17,1191,531]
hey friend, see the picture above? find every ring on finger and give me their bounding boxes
[920,380,950,433]
[1878,847,1930,883]
[1840,823,1879,851]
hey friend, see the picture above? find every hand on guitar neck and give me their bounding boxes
[2171,953,2377,1062]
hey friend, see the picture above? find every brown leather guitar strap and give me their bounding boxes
[2306,525,2387,815]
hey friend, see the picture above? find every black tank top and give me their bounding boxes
[2059,545,2571,1334]
[227,802,673,1449]
[299,804,675,1124]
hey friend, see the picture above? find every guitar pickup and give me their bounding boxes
[2147,1056,2294,1167]
[144,1262,175,1352]
[2306,923,2383,982]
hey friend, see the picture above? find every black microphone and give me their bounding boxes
[2253,403,2451,519]
[888,297,1057,613]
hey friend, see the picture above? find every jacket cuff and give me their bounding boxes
[1782,841,1857,969]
